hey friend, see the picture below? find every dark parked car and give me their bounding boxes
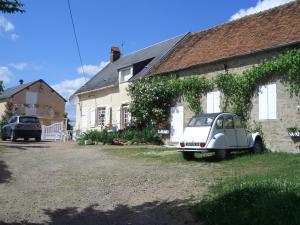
[1,116,42,142]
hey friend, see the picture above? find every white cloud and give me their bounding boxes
[0,66,14,84]
[9,62,28,70]
[51,77,89,100]
[76,61,109,76]
[230,0,295,21]
[0,15,14,32]
[11,33,19,40]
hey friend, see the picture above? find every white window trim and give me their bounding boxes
[119,66,133,83]
[259,83,277,120]
[207,91,220,113]
[97,106,107,127]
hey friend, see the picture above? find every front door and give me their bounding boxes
[170,106,184,142]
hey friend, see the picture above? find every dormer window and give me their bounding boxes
[119,67,133,83]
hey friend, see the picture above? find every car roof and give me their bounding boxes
[193,112,237,118]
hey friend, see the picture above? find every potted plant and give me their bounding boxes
[287,127,300,137]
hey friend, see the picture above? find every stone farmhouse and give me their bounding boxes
[73,1,300,151]
[155,1,300,151]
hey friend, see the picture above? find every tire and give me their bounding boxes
[215,149,227,160]
[1,136,7,141]
[182,152,195,160]
[10,131,17,142]
[35,136,41,142]
[252,138,264,154]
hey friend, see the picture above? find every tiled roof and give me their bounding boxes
[73,34,186,95]
[0,81,36,100]
[156,1,300,74]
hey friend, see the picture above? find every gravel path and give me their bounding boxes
[0,141,220,225]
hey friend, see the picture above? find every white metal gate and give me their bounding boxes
[170,106,184,142]
[41,122,63,140]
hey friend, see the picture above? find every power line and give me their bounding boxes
[67,0,86,76]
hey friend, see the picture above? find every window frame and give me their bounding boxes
[119,66,133,83]
[97,107,106,126]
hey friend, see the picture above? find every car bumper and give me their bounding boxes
[177,148,209,152]
[14,129,41,138]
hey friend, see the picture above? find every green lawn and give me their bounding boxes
[104,147,300,225]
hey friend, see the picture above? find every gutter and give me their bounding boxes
[71,84,117,98]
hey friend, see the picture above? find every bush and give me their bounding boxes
[78,129,162,145]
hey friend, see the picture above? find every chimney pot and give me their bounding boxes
[19,79,24,85]
[110,47,121,63]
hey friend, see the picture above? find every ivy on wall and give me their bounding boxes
[216,49,300,121]
[128,49,300,128]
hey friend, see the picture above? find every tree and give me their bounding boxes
[1,101,14,123]
[0,81,4,94]
[0,0,25,14]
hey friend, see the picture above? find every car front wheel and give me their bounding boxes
[35,136,41,142]
[252,138,264,153]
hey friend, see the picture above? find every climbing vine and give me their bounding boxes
[128,49,300,128]
[216,49,300,122]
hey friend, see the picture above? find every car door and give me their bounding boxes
[224,115,237,148]
[234,115,248,147]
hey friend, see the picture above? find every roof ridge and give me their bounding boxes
[119,33,187,59]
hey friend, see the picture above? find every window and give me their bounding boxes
[207,91,220,113]
[216,117,223,129]
[234,116,242,128]
[121,105,130,128]
[188,116,214,127]
[97,107,106,126]
[119,67,133,83]
[259,84,277,120]
[224,116,234,129]
[9,117,17,123]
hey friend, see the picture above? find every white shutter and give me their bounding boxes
[268,84,277,119]
[105,106,111,125]
[81,107,88,129]
[115,107,121,130]
[90,108,95,127]
[259,85,268,120]
[214,91,220,113]
[207,92,214,113]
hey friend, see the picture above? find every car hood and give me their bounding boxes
[181,126,211,142]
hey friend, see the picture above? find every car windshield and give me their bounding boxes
[19,117,39,123]
[188,116,214,127]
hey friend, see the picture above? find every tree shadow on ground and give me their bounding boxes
[193,186,300,225]
[0,199,199,225]
[0,160,11,183]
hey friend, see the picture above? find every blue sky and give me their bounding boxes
[0,0,293,122]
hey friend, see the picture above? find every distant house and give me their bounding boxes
[72,35,186,131]
[0,79,66,125]
[155,1,300,151]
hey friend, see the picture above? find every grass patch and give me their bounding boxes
[193,153,300,225]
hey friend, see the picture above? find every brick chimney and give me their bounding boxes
[110,47,121,63]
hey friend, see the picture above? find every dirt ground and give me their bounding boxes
[0,141,220,225]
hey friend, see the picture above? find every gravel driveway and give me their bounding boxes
[0,141,220,225]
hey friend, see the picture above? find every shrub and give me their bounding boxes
[78,129,162,145]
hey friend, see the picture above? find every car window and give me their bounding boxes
[19,117,39,123]
[188,116,214,127]
[216,117,223,129]
[234,116,242,128]
[9,117,17,123]
[224,116,234,129]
